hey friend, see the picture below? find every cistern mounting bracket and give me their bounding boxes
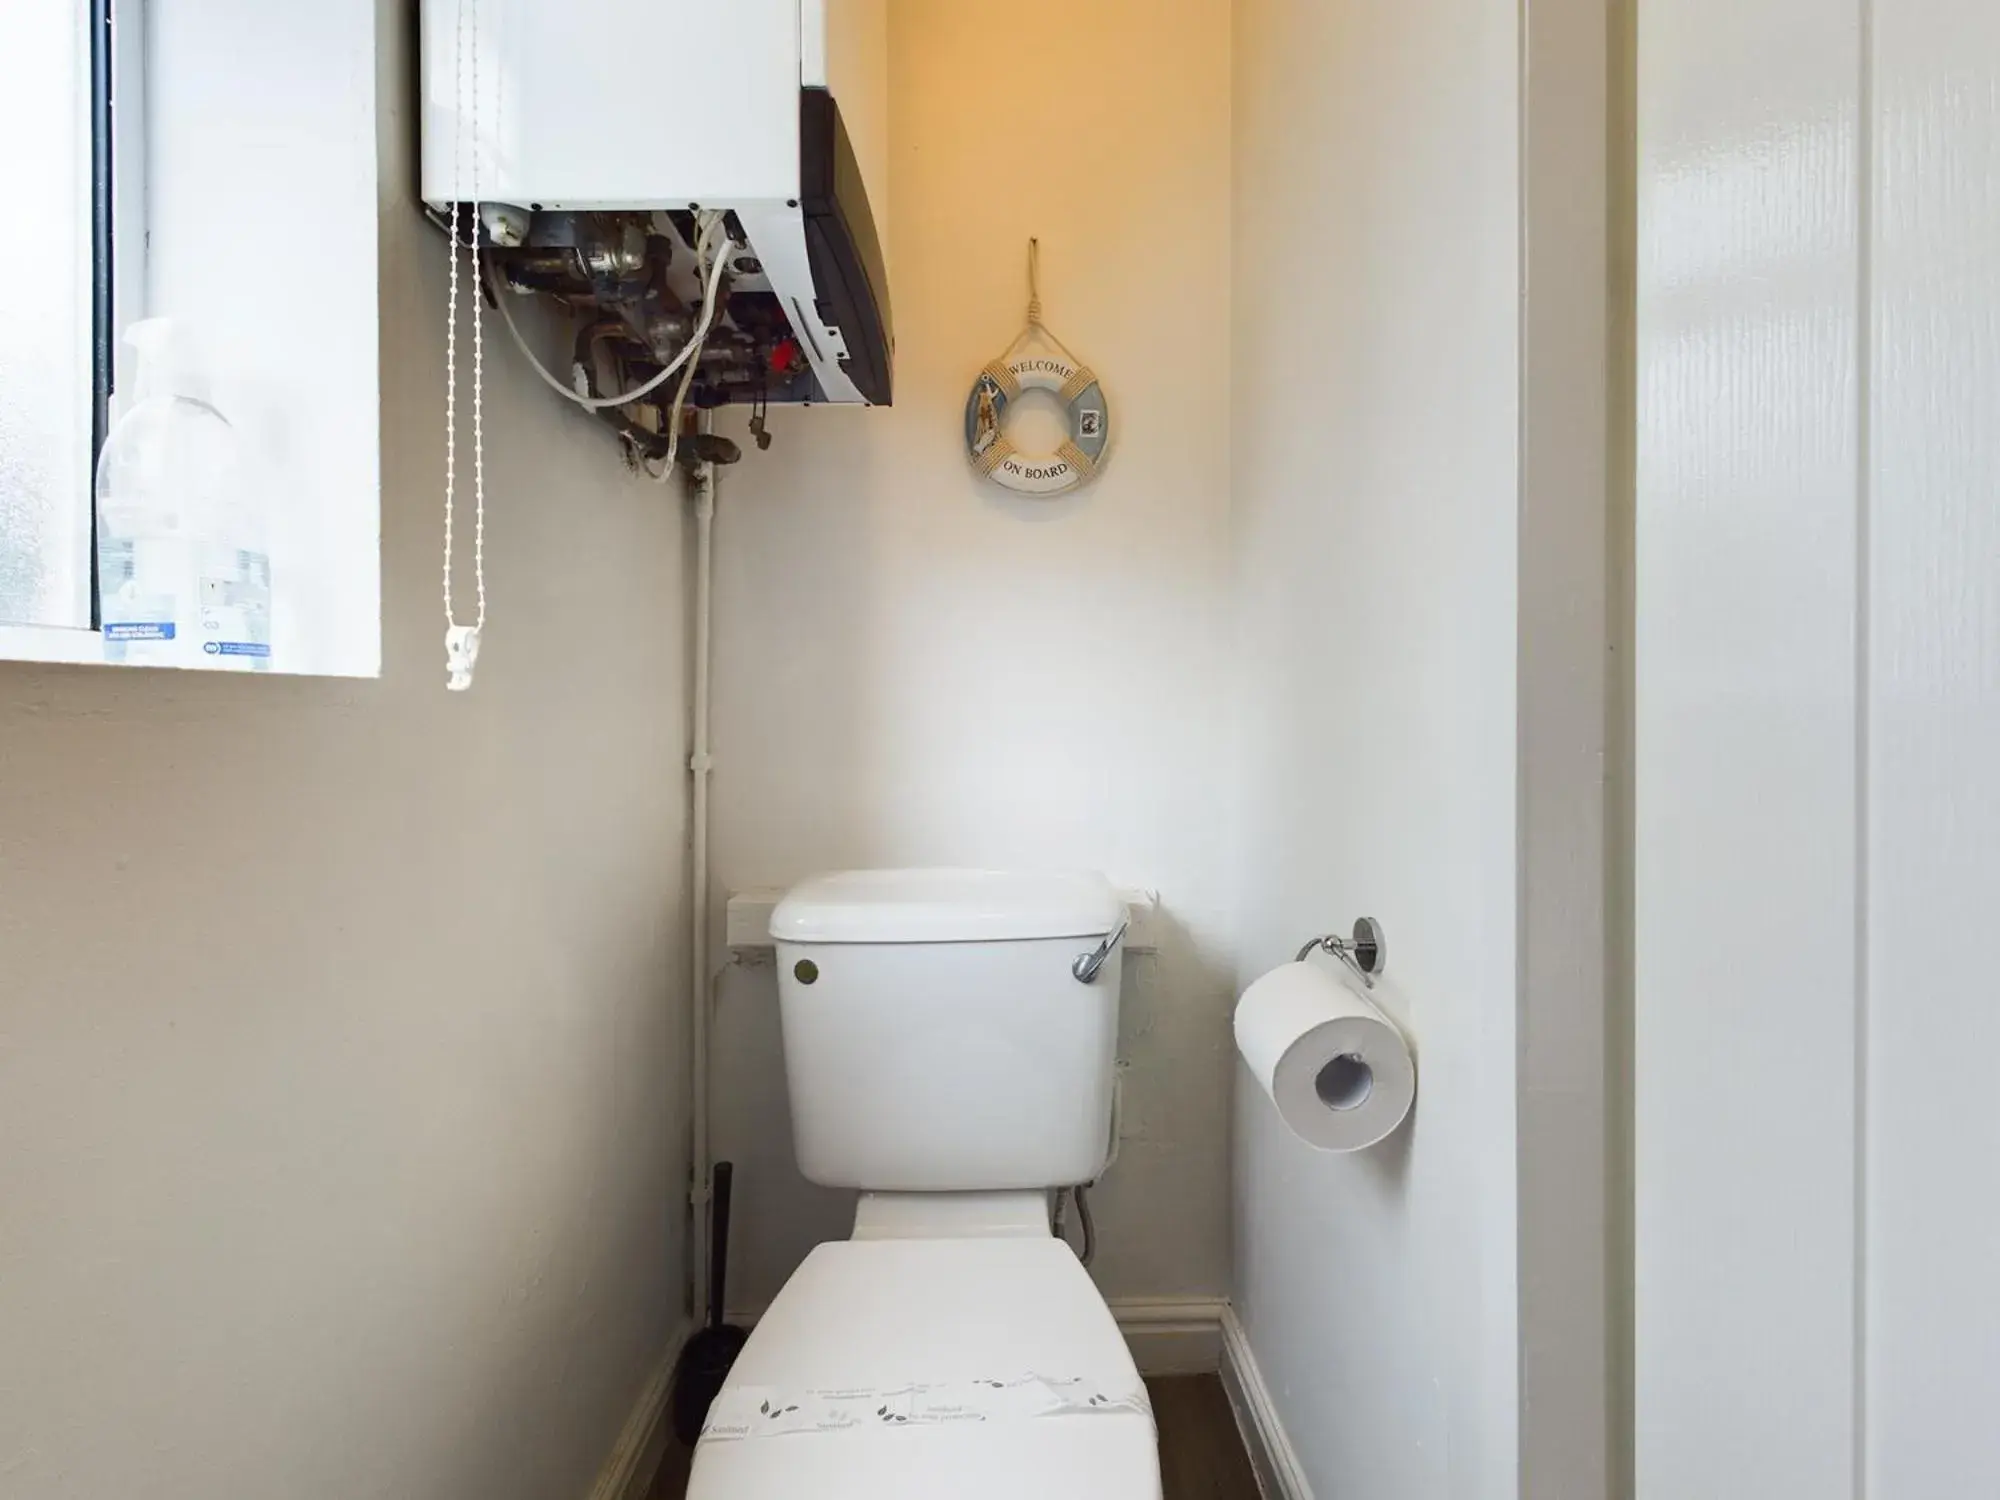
[1296,917,1387,989]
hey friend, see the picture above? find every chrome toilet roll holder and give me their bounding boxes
[1295,917,1386,990]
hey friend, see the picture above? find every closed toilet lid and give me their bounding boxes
[686,1237,1160,1500]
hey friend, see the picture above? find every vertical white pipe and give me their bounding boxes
[688,444,716,1322]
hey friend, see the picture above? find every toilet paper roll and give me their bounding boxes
[1234,961,1416,1152]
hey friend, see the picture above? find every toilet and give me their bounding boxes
[685,868,1161,1500]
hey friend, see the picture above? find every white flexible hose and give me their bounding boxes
[1099,1069,1124,1179]
[487,211,732,412]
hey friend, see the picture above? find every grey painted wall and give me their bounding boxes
[0,8,691,1495]
[1230,0,1531,1494]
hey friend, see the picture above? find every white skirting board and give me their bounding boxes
[589,1321,691,1500]
[1109,1296,1229,1376]
[1103,1293,1320,1500]
[1219,1309,1313,1500]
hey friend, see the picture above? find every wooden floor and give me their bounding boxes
[1150,1375,1264,1500]
[646,1430,692,1500]
[647,1374,1259,1500]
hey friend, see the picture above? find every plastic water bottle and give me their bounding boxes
[95,321,268,669]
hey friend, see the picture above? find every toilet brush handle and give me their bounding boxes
[708,1162,734,1330]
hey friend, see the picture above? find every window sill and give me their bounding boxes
[0,623,111,667]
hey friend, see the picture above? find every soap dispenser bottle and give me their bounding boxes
[95,320,268,669]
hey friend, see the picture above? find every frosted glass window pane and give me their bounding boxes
[0,1,95,629]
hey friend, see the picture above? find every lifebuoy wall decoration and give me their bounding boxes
[964,240,1111,497]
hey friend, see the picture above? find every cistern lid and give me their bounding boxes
[771,868,1124,944]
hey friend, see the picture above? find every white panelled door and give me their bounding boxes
[1637,0,2000,1495]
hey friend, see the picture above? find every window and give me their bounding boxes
[1,0,383,677]
[0,0,113,632]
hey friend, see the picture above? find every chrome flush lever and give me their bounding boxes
[1071,919,1130,984]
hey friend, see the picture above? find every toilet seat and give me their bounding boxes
[685,1237,1160,1500]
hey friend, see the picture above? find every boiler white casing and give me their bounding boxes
[419,0,890,405]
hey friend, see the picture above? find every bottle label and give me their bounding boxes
[199,548,272,668]
[99,533,187,664]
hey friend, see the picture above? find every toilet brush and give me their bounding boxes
[671,1161,750,1445]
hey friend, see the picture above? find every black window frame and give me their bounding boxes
[88,0,116,625]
